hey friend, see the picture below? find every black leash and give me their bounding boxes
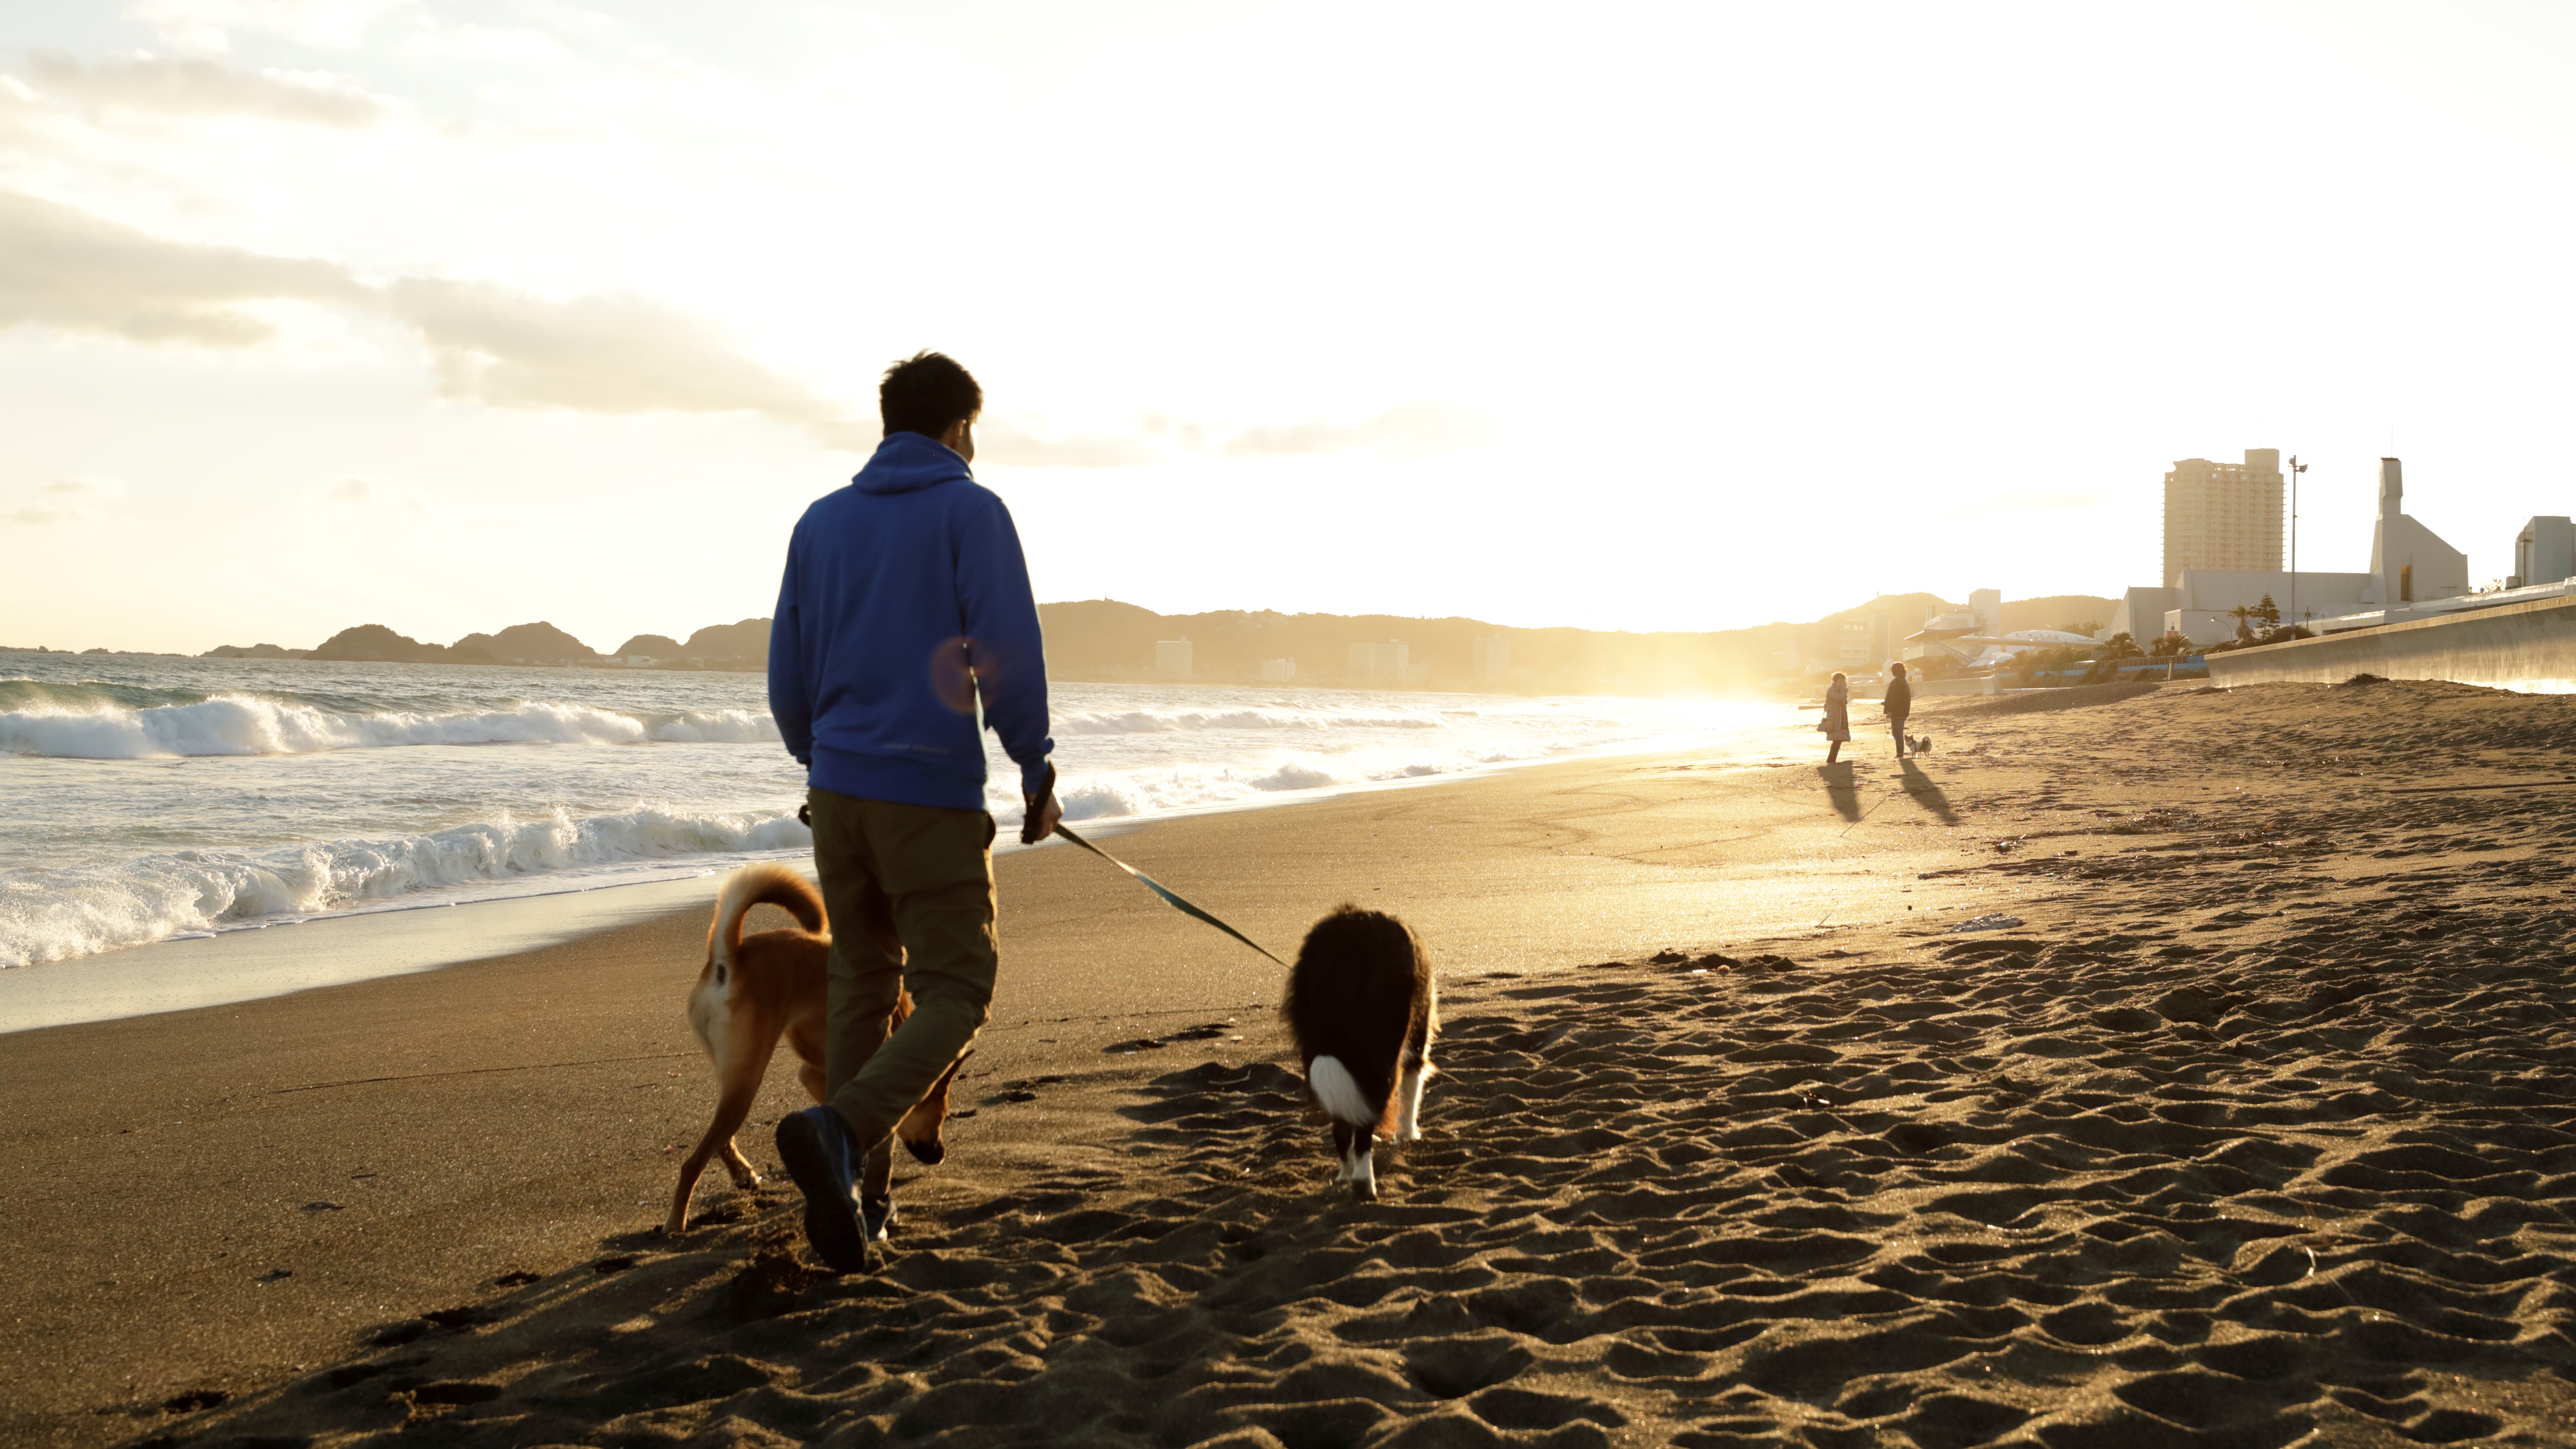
[796,802,1291,968]
[1051,822,1292,969]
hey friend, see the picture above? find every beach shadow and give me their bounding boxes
[1898,759,1958,825]
[1815,763,1862,821]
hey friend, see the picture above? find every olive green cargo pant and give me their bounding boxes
[805,789,997,1199]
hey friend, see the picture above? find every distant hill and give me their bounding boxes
[203,593,2120,682]
[682,619,770,664]
[452,621,595,665]
[307,625,488,664]
[1038,592,2121,692]
[2002,595,2116,635]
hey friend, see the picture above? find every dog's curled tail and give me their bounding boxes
[707,863,826,978]
[1307,1056,1378,1129]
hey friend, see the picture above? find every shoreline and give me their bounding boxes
[0,708,1792,1032]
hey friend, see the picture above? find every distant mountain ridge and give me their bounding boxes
[1037,594,2116,692]
[204,619,774,669]
[190,595,2114,687]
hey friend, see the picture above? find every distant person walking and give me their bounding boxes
[1883,661,1914,759]
[1821,672,1851,764]
[766,351,1061,1272]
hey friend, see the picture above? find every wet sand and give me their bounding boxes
[13,682,2576,1446]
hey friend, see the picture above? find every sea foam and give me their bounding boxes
[0,681,776,759]
[0,804,810,968]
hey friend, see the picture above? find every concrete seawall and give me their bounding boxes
[2204,593,2576,692]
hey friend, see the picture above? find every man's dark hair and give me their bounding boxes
[881,351,983,440]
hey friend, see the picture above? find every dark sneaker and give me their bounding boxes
[774,1106,868,1272]
[860,1196,896,1244]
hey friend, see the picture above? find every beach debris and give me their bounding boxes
[254,1267,293,1283]
[1103,1038,1170,1054]
[1947,915,2025,934]
[406,1381,505,1407]
[1650,949,1688,964]
[301,1200,343,1212]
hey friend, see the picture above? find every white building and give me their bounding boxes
[2163,449,2284,585]
[1835,613,1890,673]
[2513,516,2574,589]
[1256,658,1296,682]
[1348,640,1409,686]
[1967,588,2002,639]
[1471,636,1510,681]
[1154,638,1193,678]
[2105,586,2175,642]
[2366,458,2469,607]
[2161,569,2372,646]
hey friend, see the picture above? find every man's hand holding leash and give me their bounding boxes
[1023,763,1064,846]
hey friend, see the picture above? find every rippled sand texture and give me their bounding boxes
[123,681,2576,1446]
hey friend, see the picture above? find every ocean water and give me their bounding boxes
[0,652,1772,971]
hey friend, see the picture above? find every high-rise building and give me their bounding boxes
[2162,448,2283,586]
[1154,638,1193,678]
[2513,516,2575,589]
[1256,658,1297,682]
[1471,637,1510,680]
[1348,640,1408,686]
[1966,588,2002,639]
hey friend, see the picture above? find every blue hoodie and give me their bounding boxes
[768,432,1052,812]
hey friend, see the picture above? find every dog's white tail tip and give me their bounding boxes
[1308,1055,1376,1127]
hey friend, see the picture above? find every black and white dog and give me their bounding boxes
[1282,906,1438,1201]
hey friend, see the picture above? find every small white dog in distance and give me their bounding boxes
[1281,905,1438,1201]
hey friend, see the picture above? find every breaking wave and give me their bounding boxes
[0,805,810,968]
[0,680,776,759]
[1054,704,1450,735]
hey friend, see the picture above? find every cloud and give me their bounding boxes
[44,480,94,494]
[976,420,1156,469]
[0,189,359,344]
[382,278,859,434]
[324,475,426,512]
[130,0,412,55]
[9,505,77,525]
[20,51,383,125]
[976,404,1497,470]
[0,191,858,434]
[0,191,1482,470]
[1218,402,1498,460]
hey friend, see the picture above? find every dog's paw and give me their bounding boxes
[899,1136,945,1166]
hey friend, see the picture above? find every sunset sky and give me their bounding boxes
[9,2,2576,652]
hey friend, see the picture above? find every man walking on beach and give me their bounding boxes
[1883,661,1914,759]
[767,351,1060,1272]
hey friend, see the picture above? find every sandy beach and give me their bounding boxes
[12,681,2576,1447]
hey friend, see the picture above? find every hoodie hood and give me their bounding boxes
[852,431,973,496]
